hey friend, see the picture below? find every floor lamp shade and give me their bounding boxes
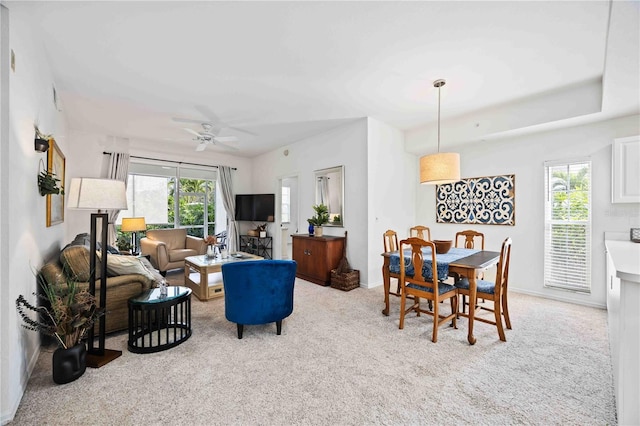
[67,177,127,368]
[420,152,460,185]
[67,178,128,210]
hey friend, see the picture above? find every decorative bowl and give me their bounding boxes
[433,240,453,254]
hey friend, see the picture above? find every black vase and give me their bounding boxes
[52,343,86,385]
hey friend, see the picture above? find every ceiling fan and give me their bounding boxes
[182,123,239,151]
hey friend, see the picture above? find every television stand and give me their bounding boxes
[239,235,272,259]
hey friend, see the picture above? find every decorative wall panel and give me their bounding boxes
[436,175,515,225]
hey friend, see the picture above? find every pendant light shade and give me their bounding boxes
[420,79,461,185]
[420,152,460,185]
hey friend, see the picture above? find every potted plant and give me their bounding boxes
[16,274,104,384]
[37,169,64,196]
[307,204,330,237]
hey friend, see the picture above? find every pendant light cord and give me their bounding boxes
[437,84,441,153]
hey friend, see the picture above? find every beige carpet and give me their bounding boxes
[11,271,616,425]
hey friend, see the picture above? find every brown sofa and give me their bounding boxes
[140,229,207,275]
[40,243,159,334]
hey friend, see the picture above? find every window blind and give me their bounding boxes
[544,159,591,293]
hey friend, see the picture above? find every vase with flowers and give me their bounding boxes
[204,235,218,260]
[16,273,104,384]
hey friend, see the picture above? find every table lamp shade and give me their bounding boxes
[67,178,127,210]
[420,152,460,185]
[121,217,146,232]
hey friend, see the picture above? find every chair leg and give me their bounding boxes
[276,320,282,335]
[502,292,512,329]
[399,292,406,329]
[461,294,466,313]
[236,324,244,339]
[450,296,457,329]
[494,299,506,342]
[431,298,439,343]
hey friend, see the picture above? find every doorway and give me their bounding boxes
[279,175,299,260]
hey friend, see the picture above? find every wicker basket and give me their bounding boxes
[330,269,360,291]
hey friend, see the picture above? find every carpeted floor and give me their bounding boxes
[11,271,616,425]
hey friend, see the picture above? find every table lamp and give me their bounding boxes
[67,177,127,368]
[121,217,146,255]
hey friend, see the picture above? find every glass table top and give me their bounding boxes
[130,286,191,304]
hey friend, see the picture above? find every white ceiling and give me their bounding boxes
[8,1,640,157]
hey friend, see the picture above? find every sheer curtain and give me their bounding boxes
[105,152,130,246]
[317,176,330,211]
[218,165,238,253]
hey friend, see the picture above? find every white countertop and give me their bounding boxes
[605,240,640,283]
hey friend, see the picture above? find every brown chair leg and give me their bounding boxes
[237,324,244,339]
[276,320,282,335]
[399,293,406,329]
[502,293,512,329]
[494,299,506,342]
[431,298,439,343]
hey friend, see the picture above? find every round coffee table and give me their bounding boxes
[128,286,192,353]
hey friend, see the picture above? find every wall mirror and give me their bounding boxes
[314,165,344,227]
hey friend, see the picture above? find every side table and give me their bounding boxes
[128,286,192,354]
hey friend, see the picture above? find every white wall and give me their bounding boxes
[1,4,69,422]
[366,117,417,287]
[409,114,640,308]
[250,119,370,283]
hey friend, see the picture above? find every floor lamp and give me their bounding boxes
[67,177,128,368]
[121,217,146,255]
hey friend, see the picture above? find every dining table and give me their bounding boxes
[381,247,501,345]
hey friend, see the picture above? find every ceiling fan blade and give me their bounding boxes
[183,128,201,137]
[213,136,238,143]
[194,105,221,124]
[172,117,206,125]
[215,140,239,151]
[195,142,208,152]
[227,125,257,136]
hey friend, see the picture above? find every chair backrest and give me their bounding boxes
[221,260,297,325]
[494,237,512,297]
[145,228,188,250]
[399,237,437,290]
[383,229,399,252]
[455,229,485,250]
[409,226,431,241]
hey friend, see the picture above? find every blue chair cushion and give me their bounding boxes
[406,281,456,295]
[454,278,496,294]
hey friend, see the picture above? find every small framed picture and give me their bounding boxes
[46,139,65,227]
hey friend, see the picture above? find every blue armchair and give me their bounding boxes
[221,260,297,339]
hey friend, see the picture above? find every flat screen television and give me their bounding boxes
[235,194,275,222]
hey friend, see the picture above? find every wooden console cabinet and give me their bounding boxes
[292,234,345,286]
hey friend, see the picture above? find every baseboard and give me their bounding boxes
[1,344,41,425]
[509,287,606,309]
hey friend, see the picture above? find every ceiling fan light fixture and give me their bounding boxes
[420,79,461,185]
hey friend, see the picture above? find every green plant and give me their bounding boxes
[307,204,330,227]
[38,170,64,196]
[116,231,132,253]
[16,275,104,349]
[332,214,341,223]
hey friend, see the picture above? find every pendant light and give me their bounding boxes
[419,79,460,185]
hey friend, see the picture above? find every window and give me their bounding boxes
[281,186,290,223]
[544,159,591,293]
[118,162,218,238]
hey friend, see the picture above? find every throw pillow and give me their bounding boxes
[60,245,93,282]
[97,254,161,285]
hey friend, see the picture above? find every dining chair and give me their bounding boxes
[454,237,512,341]
[454,229,485,312]
[398,237,458,343]
[409,225,431,242]
[383,230,401,296]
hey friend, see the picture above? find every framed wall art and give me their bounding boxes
[436,174,515,226]
[46,139,65,227]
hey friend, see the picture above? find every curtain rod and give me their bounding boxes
[102,152,236,170]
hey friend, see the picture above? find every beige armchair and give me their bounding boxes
[140,228,207,275]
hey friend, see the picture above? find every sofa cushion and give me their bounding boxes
[40,262,66,287]
[60,245,93,282]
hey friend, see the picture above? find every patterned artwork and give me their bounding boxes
[436,175,515,225]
